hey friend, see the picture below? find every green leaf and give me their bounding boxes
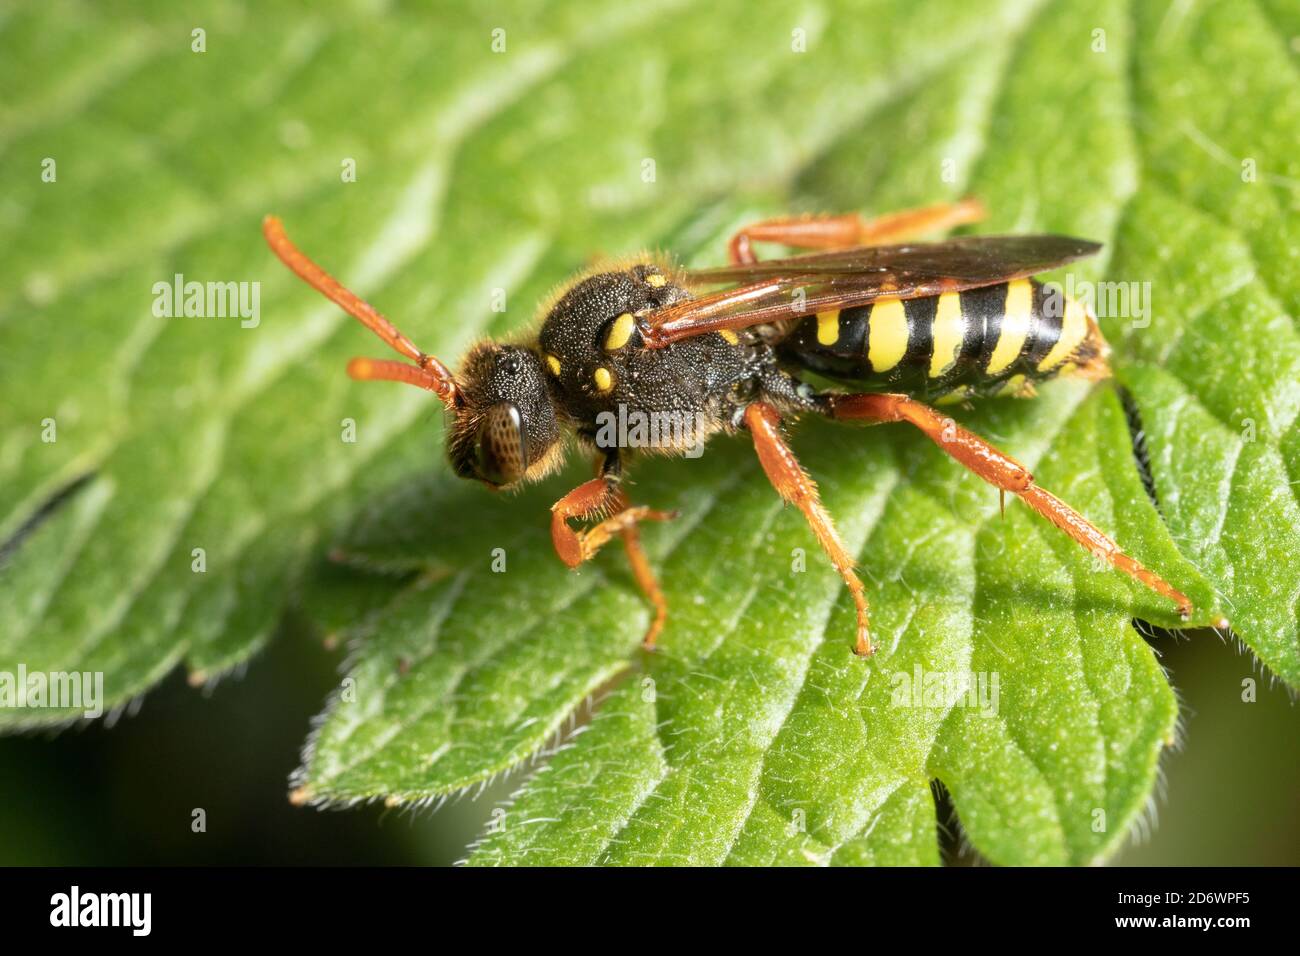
[1,0,1295,867]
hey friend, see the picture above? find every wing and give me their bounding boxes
[643,235,1101,348]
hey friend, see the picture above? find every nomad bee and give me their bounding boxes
[263,200,1191,656]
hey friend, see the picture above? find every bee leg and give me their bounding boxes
[616,501,670,650]
[550,477,676,648]
[727,198,986,264]
[825,392,1193,618]
[744,402,874,656]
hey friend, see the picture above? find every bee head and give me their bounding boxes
[448,342,563,489]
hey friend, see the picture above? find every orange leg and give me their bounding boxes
[826,393,1193,618]
[550,476,675,648]
[745,403,874,656]
[728,199,985,264]
[615,494,670,650]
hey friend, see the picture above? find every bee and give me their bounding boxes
[263,200,1191,657]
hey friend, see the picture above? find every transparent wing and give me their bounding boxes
[643,235,1101,347]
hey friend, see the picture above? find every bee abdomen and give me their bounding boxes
[779,279,1108,402]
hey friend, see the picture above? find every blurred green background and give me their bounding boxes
[1,619,1295,864]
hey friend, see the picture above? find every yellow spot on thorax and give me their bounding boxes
[606,313,634,350]
[719,329,740,345]
[593,366,614,393]
[928,293,965,377]
[645,273,667,288]
[986,279,1034,375]
[545,353,562,376]
[867,298,908,372]
[1038,296,1091,371]
[816,310,841,346]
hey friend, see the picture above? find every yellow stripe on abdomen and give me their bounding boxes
[1038,296,1091,371]
[987,279,1034,375]
[928,292,965,378]
[867,297,908,372]
[816,310,841,346]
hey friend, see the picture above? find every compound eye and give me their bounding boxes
[474,402,527,486]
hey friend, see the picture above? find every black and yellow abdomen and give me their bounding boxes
[777,279,1109,403]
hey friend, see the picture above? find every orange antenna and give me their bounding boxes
[262,215,459,407]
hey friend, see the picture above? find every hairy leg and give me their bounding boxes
[550,474,676,648]
[745,402,875,656]
[728,199,985,264]
[825,392,1193,617]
